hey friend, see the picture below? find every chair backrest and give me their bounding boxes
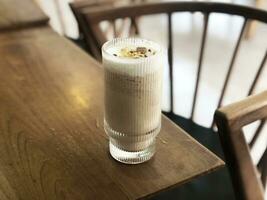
[70,0,116,58]
[70,0,144,60]
[215,91,267,200]
[75,1,267,128]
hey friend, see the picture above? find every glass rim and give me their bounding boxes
[102,37,162,63]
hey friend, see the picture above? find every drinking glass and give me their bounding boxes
[102,38,163,164]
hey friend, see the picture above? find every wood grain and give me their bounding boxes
[0,27,223,199]
[0,0,48,31]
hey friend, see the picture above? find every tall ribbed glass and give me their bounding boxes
[102,38,163,164]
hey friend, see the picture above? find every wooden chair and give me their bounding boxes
[215,91,267,200]
[69,0,115,56]
[69,0,143,58]
[71,2,267,199]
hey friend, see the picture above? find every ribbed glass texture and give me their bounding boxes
[102,38,163,164]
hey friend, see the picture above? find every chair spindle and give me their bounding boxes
[216,18,248,109]
[191,13,209,119]
[168,12,173,112]
[258,148,267,188]
[249,119,266,148]
[248,50,267,96]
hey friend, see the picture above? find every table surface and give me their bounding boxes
[0,0,48,31]
[0,26,224,200]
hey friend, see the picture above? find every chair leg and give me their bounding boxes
[130,17,140,36]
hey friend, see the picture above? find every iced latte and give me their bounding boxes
[102,38,163,164]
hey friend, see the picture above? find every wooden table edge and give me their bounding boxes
[162,114,225,165]
[140,115,225,200]
[139,159,224,200]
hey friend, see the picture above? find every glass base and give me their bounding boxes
[109,140,155,164]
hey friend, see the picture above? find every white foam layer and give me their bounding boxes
[102,38,163,76]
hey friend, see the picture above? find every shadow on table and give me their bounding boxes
[149,167,235,200]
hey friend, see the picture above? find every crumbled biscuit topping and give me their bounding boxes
[115,47,156,58]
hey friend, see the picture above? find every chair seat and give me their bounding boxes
[149,112,236,200]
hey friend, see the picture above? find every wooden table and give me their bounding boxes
[0,26,224,199]
[0,0,48,31]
